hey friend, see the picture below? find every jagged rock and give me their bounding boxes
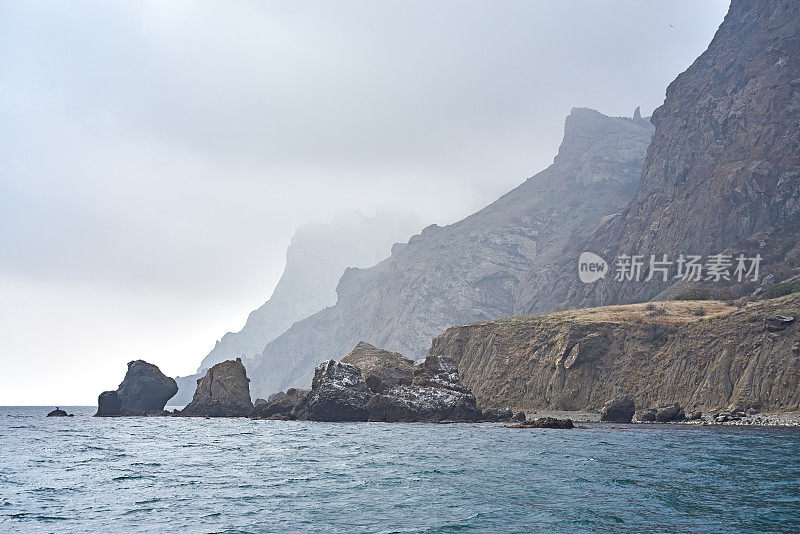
[510,411,527,423]
[600,395,635,423]
[302,360,371,421]
[686,411,703,421]
[519,417,574,429]
[179,358,253,417]
[367,355,483,422]
[96,360,178,416]
[254,398,268,407]
[251,388,309,420]
[341,342,414,393]
[46,407,72,417]
[765,315,795,332]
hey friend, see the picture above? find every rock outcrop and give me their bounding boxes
[341,342,414,393]
[429,294,800,414]
[248,109,653,397]
[518,417,574,429]
[252,344,493,422]
[96,360,178,416]
[46,408,72,417]
[179,358,253,417]
[600,395,635,423]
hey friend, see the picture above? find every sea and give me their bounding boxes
[1,406,799,533]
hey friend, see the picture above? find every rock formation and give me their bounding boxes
[517,417,574,429]
[252,343,497,422]
[341,342,414,393]
[428,294,800,414]
[179,358,253,417]
[600,395,635,423]
[95,360,178,416]
[46,407,72,417]
[248,108,653,397]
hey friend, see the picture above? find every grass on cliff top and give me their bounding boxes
[474,293,800,328]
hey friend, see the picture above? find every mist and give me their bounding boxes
[0,0,729,404]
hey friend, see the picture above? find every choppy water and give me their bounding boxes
[1,406,799,533]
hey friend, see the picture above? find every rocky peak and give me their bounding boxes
[179,358,253,417]
[551,107,654,184]
[96,360,177,416]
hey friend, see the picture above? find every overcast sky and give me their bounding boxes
[0,1,729,404]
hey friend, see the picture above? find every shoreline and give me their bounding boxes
[525,409,800,427]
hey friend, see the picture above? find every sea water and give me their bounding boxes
[1,406,799,533]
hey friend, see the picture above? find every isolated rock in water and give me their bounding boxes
[95,360,178,416]
[341,342,414,393]
[303,360,371,421]
[46,407,71,417]
[519,417,574,429]
[600,395,635,423]
[251,388,309,420]
[366,355,482,422]
[180,358,253,417]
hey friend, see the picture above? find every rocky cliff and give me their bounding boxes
[248,108,654,397]
[179,358,253,417]
[96,360,178,416]
[429,294,800,413]
[525,0,800,311]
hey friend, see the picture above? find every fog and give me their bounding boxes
[0,1,729,404]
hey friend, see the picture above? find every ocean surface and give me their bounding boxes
[1,406,799,533]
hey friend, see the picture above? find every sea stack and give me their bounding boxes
[95,360,178,416]
[179,358,254,417]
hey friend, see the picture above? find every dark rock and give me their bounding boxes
[686,411,703,421]
[95,360,178,416]
[254,398,268,407]
[481,408,514,422]
[637,408,657,422]
[765,315,795,332]
[519,417,574,429]
[304,360,371,421]
[251,388,309,420]
[341,342,414,394]
[179,358,253,417]
[510,411,527,423]
[46,407,72,417]
[600,395,635,423]
[366,355,482,422]
[654,403,685,422]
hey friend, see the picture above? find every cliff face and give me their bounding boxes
[248,109,654,396]
[198,210,420,371]
[429,294,800,413]
[528,0,800,311]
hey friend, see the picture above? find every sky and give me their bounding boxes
[0,0,730,405]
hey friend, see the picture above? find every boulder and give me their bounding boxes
[654,403,685,422]
[179,358,253,417]
[46,407,72,417]
[251,388,309,420]
[599,394,635,423]
[510,411,527,423]
[95,360,178,416]
[341,342,414,393]
[481,408,514,422]
[366,355,482,422]
[519,417,574,429]
[303,360,371,421]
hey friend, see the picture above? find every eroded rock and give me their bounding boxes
[600,395,635,423]
[96,360,178,416]
[179,358,253,417]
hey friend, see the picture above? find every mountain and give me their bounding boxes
[525,0,800,311]
[171,210,421,405]
[247,108,654,397]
